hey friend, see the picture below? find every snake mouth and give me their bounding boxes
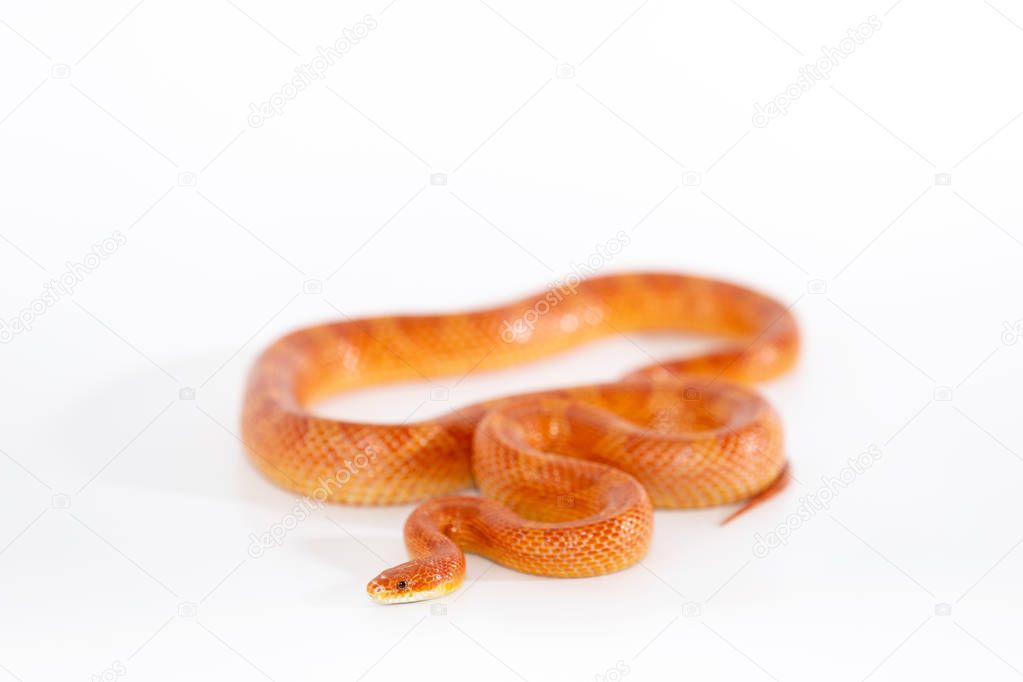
[366,580,455,604]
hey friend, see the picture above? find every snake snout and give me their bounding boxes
[365,577,397,604]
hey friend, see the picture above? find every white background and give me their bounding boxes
[2,1,1022,680]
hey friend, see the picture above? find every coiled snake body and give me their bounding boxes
[241,273,798,603]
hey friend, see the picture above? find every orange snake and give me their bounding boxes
[240,272,798,603]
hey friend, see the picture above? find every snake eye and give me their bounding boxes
[396,580,408,590]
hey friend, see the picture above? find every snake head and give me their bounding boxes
[366,560,461,604]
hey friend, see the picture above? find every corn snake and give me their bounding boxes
[240,272,798,603]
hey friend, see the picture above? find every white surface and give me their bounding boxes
[2,1,1022,680]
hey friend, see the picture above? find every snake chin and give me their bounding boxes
[366,582,455,605]
[366,578,457,605]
